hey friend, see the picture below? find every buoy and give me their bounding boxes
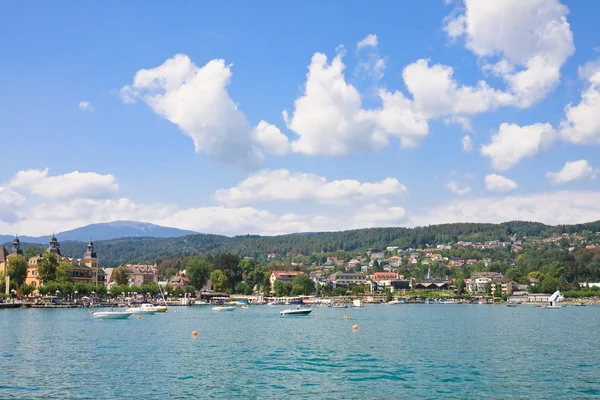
[352,324,359,330]
[174,309,177,313]
[315,313,319,316]
[192,330,198,337]
[90,311,94,315]
[344,315,348,320]
[218,309,221,312]
[137,315,141,320]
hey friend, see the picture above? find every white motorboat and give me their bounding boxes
[93,311,132,320]
[154,305,168,313]
[332,303,348,308]
[126,304,158,314]
[387,300,400,305]
[212,306,235,312]
[280,307,312,316]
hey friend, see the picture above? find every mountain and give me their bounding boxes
[0,221,198,244]
[9,220,599,267]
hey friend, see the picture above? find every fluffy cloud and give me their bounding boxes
[445,181,471,195]
[250,121,290,156]
[560,62,600,144]
[410,191,600,227]
[285,50,428,155]
[547,160,598,185]
[357,34,378,50]
[9,169,118,199]
[481,123,556,170]
[462,135,472,151]
[121,54,286,168]
[445,0,574,106]
[215,169,406,206]
[484,174,518,191]
[402,59,514,117]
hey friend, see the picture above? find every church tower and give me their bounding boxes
[46,234,61,256]
[10,235,24,257]
[82,239,99,284]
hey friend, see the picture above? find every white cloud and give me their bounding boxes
[444,0,574,106]
[285,50,428,155]
[445,181,471,195]
[403,59,515,117]
[121,54,284,168]
[560,63,600,144]
[547,160,598,185]
[484,174,518,191]
[445,116,473,132]
[357,34,378,50]
[481,123,556,171]
[9,169,118,199]
[462,135,473,151]
[215,169,406,206]
[250,121,290,156]
[78,101,93,112]
[410,191,600,227]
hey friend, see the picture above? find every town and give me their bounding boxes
[1,227,599,306]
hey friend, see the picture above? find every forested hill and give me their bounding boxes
[11,220,600,267]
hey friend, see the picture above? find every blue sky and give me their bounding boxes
[1,0,599,236]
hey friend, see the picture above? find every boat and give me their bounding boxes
[126,304,158,314]
[93,311,132,320]
[280,307,312,316]
[332,303,348,308]
[544,290,562,309]
[154,305,168,313]
[507,304,518,307]
[387,300,400,305]
[193,300,209,306]
[212,306,235,312]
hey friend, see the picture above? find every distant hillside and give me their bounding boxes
[9,220,599,267]
[0,221,198,244]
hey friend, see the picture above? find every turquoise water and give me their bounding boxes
[1,304,599,399]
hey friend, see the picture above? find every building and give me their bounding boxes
[269,270,302,293]
[373,272,399,282]
[126,264,159,286]
[26,235,100,288]
[388,256,402,267]
[465,272,503,293]
[413,266,451,290]
[328,271,368,289]
[370,252,385,260]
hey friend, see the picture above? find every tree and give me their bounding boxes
[186,258,212,291]
[291,274,315,296]
[113,266,129,286]
[385,289,393,303]
[37,253,59,284]
[332,287,347,296]
[56,261,74,282]
[20,283,35,297]
[235,281,252,295]
[24,247,43,260]
[5,255,28,286]
[456,278,466,295]
[484,281,492,296]
[163,267,178,279]
[210,269,228,292]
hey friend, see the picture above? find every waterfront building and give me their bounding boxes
[269,270,302,293]
[126,264,159,286]
[328,271,368,289]
[25,235,100,288]
[465,272,503,293]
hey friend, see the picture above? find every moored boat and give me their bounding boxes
[212,306,235,312]
[93,311,132,320]
[126,304,158,314]
[280,307,312,316]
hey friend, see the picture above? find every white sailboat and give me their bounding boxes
[545,290,562,309]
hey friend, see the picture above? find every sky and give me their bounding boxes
[1,0,600,237]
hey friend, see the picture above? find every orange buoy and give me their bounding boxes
[344,315,348,320]
[352,324,359,330]
[137,315,141,320]
[192,330,198,337]
[90,311,94,315]
[315,313,319,316]
[218,309,221,312]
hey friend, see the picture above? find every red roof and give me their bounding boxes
[272,271,302,279]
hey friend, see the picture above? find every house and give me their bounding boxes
[267,253,277,259]
[373,272,399,282]
[465,272,503,293]
[382,264,394,272]
[370,252,385,260]
[408,257,418,265]
[491,278,518,296]
[166,275,190,287]
[347,259,361,269]
[388,256,402,267]
[126,263,159,286]
[360,265,371,274]
[328,271,368,288]
[269,270,302,293]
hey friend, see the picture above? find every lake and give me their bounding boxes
[1,304,599,399]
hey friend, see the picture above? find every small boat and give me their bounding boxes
[154,305,168,313]
[280,307,312,316]
[93,311,132,320]
[332,303,348,308]
[193,300,209,306]
[507,304,518,307]
[387,300,400,305]
[126,304,158,314]
[212,306,235,312]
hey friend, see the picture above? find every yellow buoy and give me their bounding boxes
[344,315,348,320]
[352,324,359,330]
[192,330,198,337]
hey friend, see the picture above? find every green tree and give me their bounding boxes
[385,289,393,302]
[291,274,316,296]
[24,247,43,260]
[163,267,178,279]
[37,253,59,284]
[235,281,252,295]
[456,277,466,295]
[332,286,347,296]
[56,261,74,282]
[186,258,212,290]
[113,266,129,286]
[484,281,492,296]
[20,283,35,297]
[210,269,228,292]
[5,255,28,286]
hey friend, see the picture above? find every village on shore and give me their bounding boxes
[2,228,599,309]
